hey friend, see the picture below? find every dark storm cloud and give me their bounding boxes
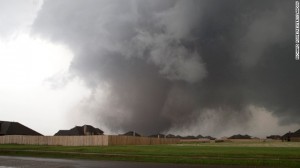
[32,0,299,135]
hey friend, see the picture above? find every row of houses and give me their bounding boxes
[0,121,180,146]
[267,129,300,141]
[1,120,300,141]
[0,120,104,136]
[0,121,178,138]
[0,120,211,139]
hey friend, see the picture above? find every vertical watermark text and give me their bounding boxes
[296,1,299,60]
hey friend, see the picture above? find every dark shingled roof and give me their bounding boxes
[228,134,252,139]
[54,125,103,136]
[148,133,165,138]
[166,134,176,138]
[282,129,300,138]
[181,135,197,139]
[0,121,42,136]
[204,136,216,140]
[292,129,300,137]
[122,131,141,137]
[266,135,282,140]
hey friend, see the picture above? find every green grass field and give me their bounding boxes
[0,142,300,167]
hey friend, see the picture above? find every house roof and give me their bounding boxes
[166,134,176,138]
[282,129,300,138]
[181,135,197,139]
[122,131,141,137]
[84,125,103,134]
[204,136,216,140]
[54,125,103,136]
[148,133,165,138]
[293,129,300,137]
[228,134,251,139]
[267,135,282,139]
[0,121,42,136]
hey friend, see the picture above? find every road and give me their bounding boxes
[0,156,256,168]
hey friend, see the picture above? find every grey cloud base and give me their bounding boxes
[32,0,299,135]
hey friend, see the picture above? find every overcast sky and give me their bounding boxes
[0,0,299,138]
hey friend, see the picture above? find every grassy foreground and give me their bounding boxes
[0,142,300,167]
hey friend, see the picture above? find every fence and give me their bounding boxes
[226,139,263,142]
[291,137,300,142]
[108,135,179,145]
[0,135,179,146]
